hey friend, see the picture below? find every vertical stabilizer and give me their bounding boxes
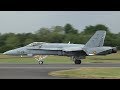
[84,30,106,48]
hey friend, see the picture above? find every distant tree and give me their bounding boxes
[0,23,120,52]
[0,45,14,53]
[24,38,34,45]
[47,32,65,43]
[16,33,27,47]
[117,32,120,37]
[64,24,78,34]
[0,35,5,47]
[83,25,95,34]
[35,27,50,35]
[83,24,110,34]
[63,34,81,44]
[5,35,20,49]
[95,24,110,33]
[51,26,64,34]
[35,28,51,42]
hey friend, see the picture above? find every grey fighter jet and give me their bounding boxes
[3,30,117,64]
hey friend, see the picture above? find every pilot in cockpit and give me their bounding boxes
[26,42,45,47]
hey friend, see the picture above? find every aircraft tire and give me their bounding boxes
[75,60,81,64]
[39,61,43,64]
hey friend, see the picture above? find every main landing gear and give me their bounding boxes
[74,60,81,64]
[34,55,47,64]
[71,56,83,64]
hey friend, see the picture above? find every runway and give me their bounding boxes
[0,63,120,79]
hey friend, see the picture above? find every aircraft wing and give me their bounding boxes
[27,47,83,51]
[27,47,62,50]
[62,47,83,51]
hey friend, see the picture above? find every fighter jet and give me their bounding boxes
[3,30,117,64]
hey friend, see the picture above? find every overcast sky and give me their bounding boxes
[0,11,119,34]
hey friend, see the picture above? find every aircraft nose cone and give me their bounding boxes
[3,51,10,55]
[3,50,13,55]
[3,50,17,55]
[3,52,6,55]
[3,47,27,55]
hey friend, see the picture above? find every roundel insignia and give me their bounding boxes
[93,51,96,55]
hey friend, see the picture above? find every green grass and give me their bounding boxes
[0,54,73,64]
[49,67,120,79]
[0,51,120,64]
[1,52,120,79]
[84,51,120,63]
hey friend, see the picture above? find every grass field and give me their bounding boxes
[84,51,120,63]
[49,67,120,79]
[0,54,73,64]
[0,51,120,64]
[0,51,120,79]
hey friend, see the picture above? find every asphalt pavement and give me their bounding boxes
[0,63,120,79]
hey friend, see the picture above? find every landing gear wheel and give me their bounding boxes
[34,55,48,64]
[75,60,81,64]
[39,61,43,64]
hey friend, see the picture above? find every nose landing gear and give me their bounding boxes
[34,55,47,64]
[38,60,44,64]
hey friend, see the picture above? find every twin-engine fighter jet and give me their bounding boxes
[3,30,117,64]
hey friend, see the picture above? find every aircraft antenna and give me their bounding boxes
[68,41,70,44]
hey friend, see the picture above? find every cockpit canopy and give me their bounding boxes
[26,42,45,47]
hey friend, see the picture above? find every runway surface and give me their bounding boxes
[0,63,120,79]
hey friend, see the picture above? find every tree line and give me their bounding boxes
[0,23,120,53]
